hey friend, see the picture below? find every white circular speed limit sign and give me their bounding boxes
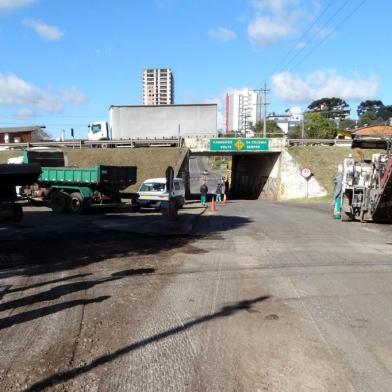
[301,167,312,179]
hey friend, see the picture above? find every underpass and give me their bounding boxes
[183,136,327,201]
[185,137,284,200]
[189,151,281,200]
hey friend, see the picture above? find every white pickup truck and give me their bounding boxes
[134,177,185,211]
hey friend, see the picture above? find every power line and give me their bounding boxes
[283,0,353,73]
[0,122,89,127]
[0,114,105,119]
[290,0,368,72]
[263,0,337,83]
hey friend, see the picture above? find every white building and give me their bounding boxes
[226,88,261,133]
[267,108,303,134]
[143,68,174,105]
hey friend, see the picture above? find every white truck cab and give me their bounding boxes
[88,121,109,141]
[136,177,185,210]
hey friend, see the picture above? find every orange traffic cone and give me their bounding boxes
[222,194,227,205]
[210,196,217,211]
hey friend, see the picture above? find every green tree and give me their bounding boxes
[303,112,337,139]
[287,124,302,138]
[377,105,392,121]
[252,120,284,138]
[339,118,356,130]
[357,111,382,127]
[267,121,284,138]
[357,100,384,117]
[308,97,350,119]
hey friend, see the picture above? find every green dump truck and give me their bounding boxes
[19,150,137,214]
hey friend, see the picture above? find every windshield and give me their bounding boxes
[91,124,101,133]
[139,182,166,192]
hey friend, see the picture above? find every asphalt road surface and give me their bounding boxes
[1,201,392,391]
[189,156,225,195]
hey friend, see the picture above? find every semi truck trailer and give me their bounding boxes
[88,104,218,141]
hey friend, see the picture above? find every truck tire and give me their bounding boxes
[50,191,68,213]
[68,192,85,214]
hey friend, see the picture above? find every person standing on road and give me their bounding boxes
[215,182,223,204]
[224,177,229,198]
[200,181,208,207]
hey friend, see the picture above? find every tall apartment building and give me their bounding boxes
[143,68,174,105]
[226,88,261,133]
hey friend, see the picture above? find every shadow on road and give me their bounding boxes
[0,296,109,331]
[6,273,91,294]
[0,214,252,278]
[22,295,270,392]
[0,268,155,313]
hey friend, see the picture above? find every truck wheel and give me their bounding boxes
[13,204,23,222]
[50,191,68,213]
[68,192,85,214]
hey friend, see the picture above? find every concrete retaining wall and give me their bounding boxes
[277,150,327,200]
[230,149,327,201]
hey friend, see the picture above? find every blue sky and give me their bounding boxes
[0,0,390,138]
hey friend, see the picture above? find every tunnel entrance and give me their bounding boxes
[231,152,281,199]
[187,152,281,200]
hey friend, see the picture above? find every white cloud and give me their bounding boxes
[271,69,380,103]
[248,0,312,46]
[15,108,37,119]
[313,26,334,40]
[24,18,63,41]
[0,73,62,112]
[248,16,295,45]
[0,0,35,11]
[60,88,88,105]
[252,0,298,14]
[208,27,236,42]
[0,73,88,115]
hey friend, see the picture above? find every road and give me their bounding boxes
[189,156,225,195]
[1,201,392,391]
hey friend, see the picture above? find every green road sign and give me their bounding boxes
[210,138,269,152]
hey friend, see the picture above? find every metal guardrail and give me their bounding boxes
[288,138,351,146]
[0,137,182,150]
[0,137,352,150]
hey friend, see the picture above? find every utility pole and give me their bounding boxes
[252,88,263,137]
[261,83,270,138]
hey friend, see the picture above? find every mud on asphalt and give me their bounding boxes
[0,207,211,391]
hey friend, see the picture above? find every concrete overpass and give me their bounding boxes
[183,136,326,200]
[0,137,327,201]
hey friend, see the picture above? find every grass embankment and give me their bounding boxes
[288,146,383,195]
[0,147,187,192]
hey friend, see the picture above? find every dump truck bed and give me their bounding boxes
[0,164,42,186]
[38,165,137,189]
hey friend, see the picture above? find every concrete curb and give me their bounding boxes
[93,204,207,237]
